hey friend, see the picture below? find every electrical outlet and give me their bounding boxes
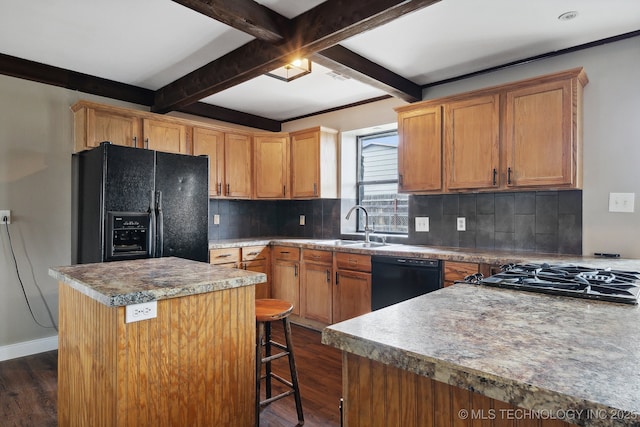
[457,217,466,231]
[415,217,429,232]
[299,215,305,226]
[213,214,220,225]
[609,193,635,213]
[125,301,157,323]
[0,210,11,224]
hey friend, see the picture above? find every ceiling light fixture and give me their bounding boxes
[558,10,578,21]
[266,58,312,82]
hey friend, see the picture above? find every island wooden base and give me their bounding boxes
[58,283,255,427]
[342,353,576,427]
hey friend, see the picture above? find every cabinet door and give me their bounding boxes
[443,261,478,287]
[290,129,320,198]
[224,133,253,198]
[142,119,187,154]
[244,259,270,300]
[86,108,140,149]
[333,270,371,323]
[254,135,289,199]
[504,79,574,188]
[301,262,332,324]
[193,127,225,197]
[444,95,499,190]
[398,106,442,192]
[272,261,300,316]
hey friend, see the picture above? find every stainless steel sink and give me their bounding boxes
[345,242,389,248]
[315,239,361,246]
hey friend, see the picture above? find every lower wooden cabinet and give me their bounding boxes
[334,253,372,324]
[210,245,271,299]
[300,249,333,324]
[271,246,301,316]
[443,261,479,287]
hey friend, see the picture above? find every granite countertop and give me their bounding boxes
[49,257,266,307]
[210,238,640,271]
[322,284,640,427]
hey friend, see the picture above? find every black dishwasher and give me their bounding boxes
[371,256,442,310]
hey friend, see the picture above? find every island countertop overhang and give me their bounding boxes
[322,284,640,426]
[49,256,266,307]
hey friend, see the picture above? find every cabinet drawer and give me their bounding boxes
[335,252,371,272]
[302,249,332,264]
[272,246,300,261]
[209,248,241,265]
[242,245,269,261]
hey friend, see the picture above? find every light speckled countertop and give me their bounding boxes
[322,285,640,427]
[210,238,640,271]
[49,257,266,307]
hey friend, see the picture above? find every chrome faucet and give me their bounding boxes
[346,205,373,243]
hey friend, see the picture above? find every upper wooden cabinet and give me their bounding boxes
[224,132,253,199]
[254,133,289,199]
[397,105,443,192]
[444,94,500,190]
[73,104,140,151]
[142,118,187,154]
[73,102,189,154]
[396,67,588,194]
[193,127,225,198]
[290,127,338,199]
[503,76,585,188]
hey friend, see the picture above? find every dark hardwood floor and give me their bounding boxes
[0,324,342,427]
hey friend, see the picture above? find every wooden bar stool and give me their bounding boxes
[255,298,304,426]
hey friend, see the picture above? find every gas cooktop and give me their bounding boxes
[464,263,640,305]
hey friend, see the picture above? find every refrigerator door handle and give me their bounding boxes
[156,190,164,258]
[148,190,157,258]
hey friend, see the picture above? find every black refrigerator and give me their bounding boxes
[72,142,209,264]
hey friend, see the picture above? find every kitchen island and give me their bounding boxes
[49,257,266,427]
[322,283,640,427]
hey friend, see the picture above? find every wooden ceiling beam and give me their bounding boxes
[153,0,441,113]
[171,0,290,42]
[312,45,422,102]
[178,102,281,132]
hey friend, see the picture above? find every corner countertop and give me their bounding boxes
[209,238,640,271]
[322,284,640,426]
[49,257,267,307]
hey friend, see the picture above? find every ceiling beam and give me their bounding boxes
[178,102,281,132]
[153,0,441,113]
[171,0,290,42]
[0,53,154,106]
[312,45,421,102]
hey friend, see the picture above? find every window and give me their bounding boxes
[356,131,408,234]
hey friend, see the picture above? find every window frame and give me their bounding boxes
[356,130,407,235]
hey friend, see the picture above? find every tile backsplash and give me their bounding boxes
[408,190,582,254]
[209,190,582,255]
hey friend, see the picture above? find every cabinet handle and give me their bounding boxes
[243,263,247,270]
[399,174,403,187]
[248,251,260,256]
[144,138,149,149]
[216,253,232,258]
[492,168,497,186]
[335,272,339,285]
[294,264,298,277]
[226,183,230,195]
[313,183,317,196]
[279,251,290,255]
[133,136,137,147]
[283,185,286,197]
[507,167,512,185]
[217,183,222,196]
[326,269,331,282]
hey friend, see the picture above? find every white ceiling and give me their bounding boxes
[1,0,639,123]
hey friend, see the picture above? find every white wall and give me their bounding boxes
[0,35,638,354]
[285,36,640,259]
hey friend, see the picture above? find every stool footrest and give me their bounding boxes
[262,350,290,364]
[260,389,295,407]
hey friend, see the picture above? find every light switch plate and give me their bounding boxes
[457,217,466,231]
[125,301,157,323]
[415,217,429,232]
[299,215,305,226]
[609,193,635,213]
[213,214,220,225]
